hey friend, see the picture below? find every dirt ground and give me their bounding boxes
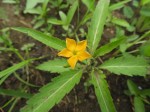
[0,1,150,112]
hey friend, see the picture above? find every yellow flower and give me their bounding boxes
[58,38,91,69]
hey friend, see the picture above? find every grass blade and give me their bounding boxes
[0,60,30,79]
[0,88,32,99]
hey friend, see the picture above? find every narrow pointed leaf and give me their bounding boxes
[100,55,149,76]
[134,97,145,112]
[0,88,32,99]
[109,0,131,11]
[88,0,110,54]
[94,37,125,57]
[36,58,70,73]
[139,89,150,97]
[21,70,82,112]
[92,71,116,112]
[82,0,95,12]
[127,80,139,95]
[112,17,130,28]
[0,60,30,78]
[11,27,65,50]
[48,18,64,25]
[66,0,78,25]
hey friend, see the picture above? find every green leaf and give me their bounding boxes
[24,0,44,13]
[48,18,64,25]
[109,0,131,11]
[140,6,150,17]
[141,0,150,5]
[0,74,10,85]
[91,71,116,112]
[21,70,82,112]
[134,97,145,112]
[88,0,110,54]
[0,60,30,85]
[2,0,18,4]
[139,89,150,97]
[94,37,125,57]
[11,27,65,50]
[140,41,150,57]
[100,54,149,76]
[33,20,44,29]
[36,58,70,73]
[0,88,32,99]
[24,7,42,14]
[82,0,95,12]
[112,17,130,28]
[59,11,67,23]
[0,60,30,79]
[123,6,134,18]
[66,0,78,25]
[127,80,139,95]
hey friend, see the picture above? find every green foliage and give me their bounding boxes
[21,70,82,112]
[0,60,30,85]
[87,0,110,54]
[140,5,150,17]
[48,0,78,30]
[140,40,150,57]
[123,6,134,18]
[1,0,150,111]
[23,0,50,29]
[141,0,150,5]
[139,89,150,96]
[11,27,65,50]
[100,54,148,76]
[48,18,64,25]
[2,0,19,4]
[24,0,45,13]
[66,0,78,26]
[21,43,35,51]
[36,58,70,73]
[126,80,150,112]
[109,0,131,11]
[0,88,32,99]
[127,80,139,95]
[82,0,95,12]
[111,17,130,28]
[94,37,125,57]
[49,0,65,9]
[92,71,116,112]
[126,80,150,97]
[134,97,145,112]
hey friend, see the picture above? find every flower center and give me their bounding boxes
[73,50,78,55]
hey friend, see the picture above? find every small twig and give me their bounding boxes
[98,57,103,63]
[8,98,20,112]
[1,97,15,108]
[0,107,4,112]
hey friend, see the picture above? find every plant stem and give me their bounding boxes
[8,98,20,112]
[2,97,15,108]
[128,30,150,48]
[14,72,38,87]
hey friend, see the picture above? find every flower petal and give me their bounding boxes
[67,56,78,69]
[77,51,91,61]
[58,48,73,57]
[76,40,87,51]
[66,38,76,51]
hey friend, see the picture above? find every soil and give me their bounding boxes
[0,1,150,112]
